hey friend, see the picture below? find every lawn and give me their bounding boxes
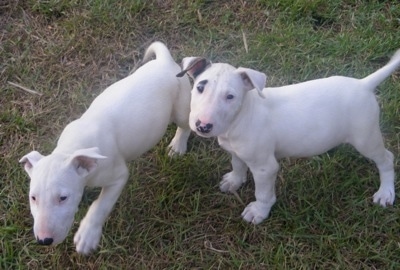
[1,0,400,269]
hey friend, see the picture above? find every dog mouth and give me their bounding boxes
[194,131,214,138]
[193,127,220,138]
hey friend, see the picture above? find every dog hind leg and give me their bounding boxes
[168,126,191,156]
[350,129,395,207]
[168,83,191,156]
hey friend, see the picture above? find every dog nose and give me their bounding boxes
[195,120,213,133]
[37,237,53,245]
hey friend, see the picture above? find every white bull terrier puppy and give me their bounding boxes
[177,49,400,225]
[19,41,191,254]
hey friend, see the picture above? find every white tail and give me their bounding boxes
[142,41,174,64]
[362,49,400,90]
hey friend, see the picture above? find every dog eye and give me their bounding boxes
[196,80,208,93]
[226,94,234,100]
[197,84,204,93]
[31,196,36,201]
[59,196,67,203]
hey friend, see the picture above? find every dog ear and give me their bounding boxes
[176,57,211,79]
[19,151,45,176]
[68,147,107,177]
[236,67,267,98]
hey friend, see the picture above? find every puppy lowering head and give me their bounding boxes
[19,40,192,255]
[20,148,105,245]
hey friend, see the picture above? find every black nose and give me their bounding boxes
[37,237,53,245]
[196,121,213,134]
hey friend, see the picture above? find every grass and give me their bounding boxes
[1,0,400,268]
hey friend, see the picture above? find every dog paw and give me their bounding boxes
[241,201,271,225]
[167,146,186,157]
[219,172,246,193]
[167,129,190,156]
[73,222,102,255]
[373,186,395,207]
[167,141,187,156]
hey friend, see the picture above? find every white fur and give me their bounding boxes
[19,42,191,254]
[181,50,400,225]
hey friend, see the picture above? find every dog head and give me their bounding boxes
[19,147,106,246]
[177,57,267,137]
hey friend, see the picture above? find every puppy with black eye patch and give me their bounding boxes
[178,50,400,225]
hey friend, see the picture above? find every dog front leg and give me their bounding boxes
[74,169,129,254]
[220,153,248,193]
[242,157,279,224]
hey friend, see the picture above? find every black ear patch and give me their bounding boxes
[176,58,211,78]
[176,70,187,77]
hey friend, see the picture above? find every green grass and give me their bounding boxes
[1,0,400,268]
